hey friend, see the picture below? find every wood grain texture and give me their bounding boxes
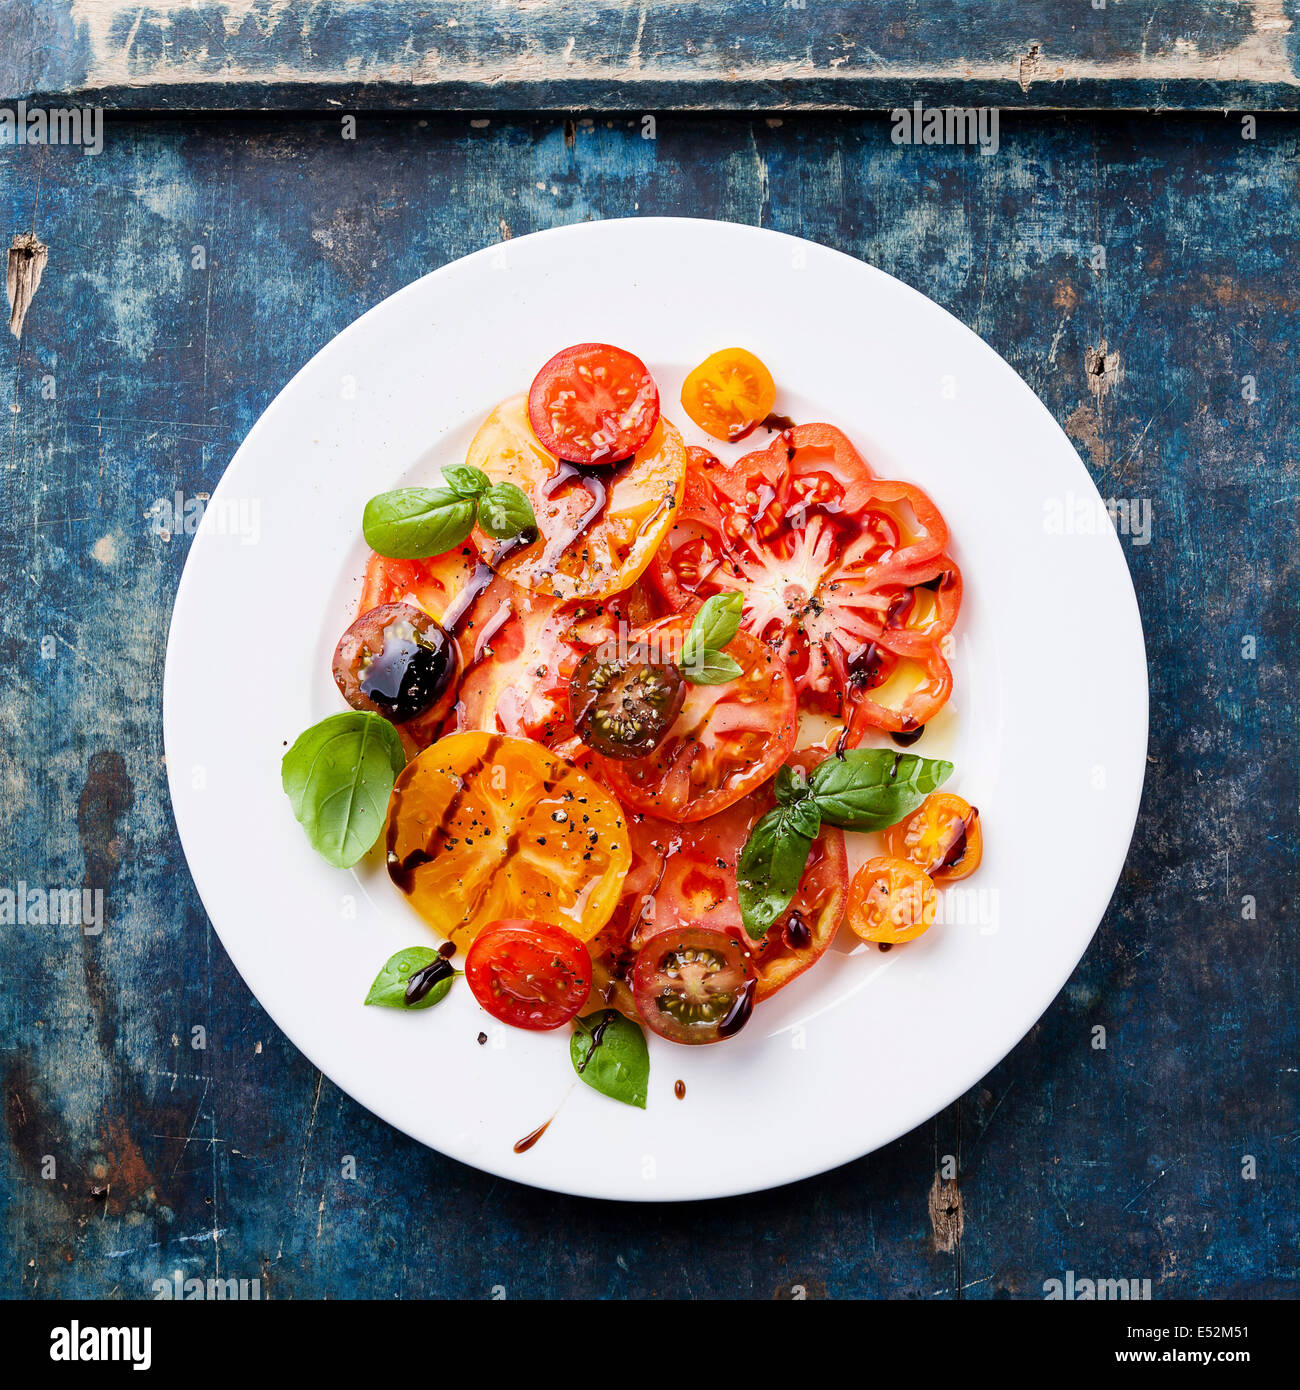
[0,110,1296,1299]
[2,0,1300,111]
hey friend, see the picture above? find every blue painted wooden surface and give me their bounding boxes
[3,0,1300,111]
[1,109,1297,1299]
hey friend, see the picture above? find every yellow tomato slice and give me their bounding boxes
[680,348,777,442]
[385,732,630,951]
[465,395,686,601]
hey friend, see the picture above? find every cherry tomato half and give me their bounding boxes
[631,925,756,1045]
[570,641,686,759]
[333,603,459,726]
[883,792,982,884]
[465,919,593,1030]
[680,347,777,442]
[847,856,938,945]
[528,343,660,465]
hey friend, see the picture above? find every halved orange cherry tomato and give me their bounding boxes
[592,614,797,822]
[385,732,630,951]
[465,395,686,602]
[649,425,959,741]
[883,792,982,884]
[528,343,660,465]
[465,919,592,1030]
[847,856,938,945]
[680,348,777,443]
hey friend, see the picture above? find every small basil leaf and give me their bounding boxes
[682,650,743,686]
[570,1010,649,1109]
[362,487,477,559]
[809,749,953,832]
[441,465,491,499]
[737,806,816,939]
[774,763,810,806]
[281,711,406,868]
[682,589,744,666]
[477,481,539,541]
[364,948,456,1010]
[785,796,822,841]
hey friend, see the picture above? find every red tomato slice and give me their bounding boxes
[592,614,796,822]
[588,757,847,1007]
[444,572,651,748]
[465,919,593,1030]
[358,546,480,623]
[650,425,961,740]
[527,343,660,465]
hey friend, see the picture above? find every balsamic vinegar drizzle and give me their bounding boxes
[512,1118,553,1154]
[674,1080,686,1100]
[404,956,455,1005]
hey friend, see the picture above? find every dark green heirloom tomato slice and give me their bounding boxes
[631,925,756,1045]
[570,641,687,760]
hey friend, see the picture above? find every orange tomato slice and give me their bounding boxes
[464,395,686,601]
[882,792,982,884]
[680,348,777,442]
[385,732,630,951]
[846,856,938,945]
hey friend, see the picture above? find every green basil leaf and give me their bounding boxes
[774,763,810,806]
[281,711,406,868]
[682,650,743,686]
[364,947,456,1010]
[809,749,953,832]
[737,806,817,939]
[570,1010,649,1109]
[440,465,491,499]
[682,589,743,666]
[476,481,539,541]
[362,487,477,559]
[785,795,822,841]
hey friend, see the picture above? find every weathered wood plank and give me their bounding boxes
[1,110,1297,1299]
[2,0,1299,111]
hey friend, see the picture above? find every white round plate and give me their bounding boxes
[164,218,1147,1202]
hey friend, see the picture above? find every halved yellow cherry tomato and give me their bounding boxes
[883,792,982,884]
[680,348,777,442]
[464,395,686,602]
[385,732,630,951]
[846,856,938,945]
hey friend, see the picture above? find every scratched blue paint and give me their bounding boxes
[0,111,1296,1299]
[4,1,1300,110]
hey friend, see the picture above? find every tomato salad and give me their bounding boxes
[283,343,984,1112]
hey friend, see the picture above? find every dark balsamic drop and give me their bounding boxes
[891,724,925,748]
[717,978,757,1039]
[674,1080,686,1101]
[404,957,455,1005]
[784,911,812,950]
